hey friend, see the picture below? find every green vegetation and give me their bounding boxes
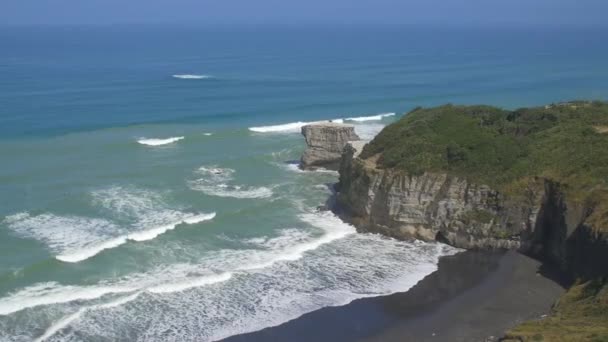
[361,101,608,231]
[361,101,608,340]
[505,280,608,342]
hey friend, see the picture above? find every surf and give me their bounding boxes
[172,74,213,80]
[248,112,395,134]
[189,166,274,199]
[4,186,217,263]
[137,136,184,146]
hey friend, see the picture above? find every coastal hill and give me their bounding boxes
[334,101,608,341]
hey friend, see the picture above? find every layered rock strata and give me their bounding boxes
[300,122,361,170]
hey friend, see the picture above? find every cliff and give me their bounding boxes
[336,143,536,249]
[333,102,608,341]
[300,122,361,169]
[336,142,608,278]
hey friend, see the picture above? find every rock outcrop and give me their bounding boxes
[300,122,361,169]
[335,143,608,277]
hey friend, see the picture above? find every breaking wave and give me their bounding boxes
[343,112,395,122]
[249,119,344,133]
[0,209,459,341]
[172,74,213,80]
[189,166,274,199]
[3,187,216,263]
[137,136,184,146]
[248,112,395,135]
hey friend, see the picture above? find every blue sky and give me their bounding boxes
[1,0,607,27]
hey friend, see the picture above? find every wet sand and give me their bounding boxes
[221,250,564,342]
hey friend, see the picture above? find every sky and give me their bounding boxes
[1,0,607,28]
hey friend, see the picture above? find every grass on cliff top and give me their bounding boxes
[361,101,608,218]
[504,280,608,342]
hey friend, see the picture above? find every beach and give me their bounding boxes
[223,250,565,342]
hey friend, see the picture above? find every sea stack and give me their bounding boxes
[300,122,361,170]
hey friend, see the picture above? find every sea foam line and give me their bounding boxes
[32,271,232,341]
[172,74,213,80]
[189,166,274,199]
[33,292,142,342]
[0,211,350,317]
[248,119,344,133]
[137,136,184,146]
[344,112,395,122]
[248,112,395,134]
[0,270,232,317]
[56,213,216,263]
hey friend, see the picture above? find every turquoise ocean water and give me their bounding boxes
[0,27,607,341]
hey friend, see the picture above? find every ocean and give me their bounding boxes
[0,26,607,341]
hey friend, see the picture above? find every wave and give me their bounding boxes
[0,209,460,341]
[0,266,232,317]
[33,292,142,342]
[59,212,215,262]
[5,187,216,263]
[172,74,213,80]
[248,112,395,136]
[0,281,137,316]
[147,272,232,294]
[343,112,395,122]
[6,211,216,263]
[189,166,274,199]
[280,161,339,175]
[137,136,184,146]
[249,119,344,133]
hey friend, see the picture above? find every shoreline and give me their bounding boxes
[221,250,564,342]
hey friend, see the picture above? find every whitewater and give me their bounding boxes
[2,25,607,342]
[0,113,465,342]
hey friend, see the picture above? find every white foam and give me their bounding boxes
[0,264,232,316]
[248,112,395,134]
[34,211,216,263]
[249,119,344,133]
[33,292,142,342]
[281,162,339,175]
[203,132,213,136]
[56,236,128,263]
[147,273,232,294]
[4,212,125,263]
[183,213,217,224]
[0,208,461,341]
[172,74,213,80]
[0,282,137,316]
[189,165,274,199]
[127,213,216,242]
[6,187,215,263]
[137,136,184,146]
[344,112,395,122]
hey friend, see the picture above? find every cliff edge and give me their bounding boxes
[334,102,608,341]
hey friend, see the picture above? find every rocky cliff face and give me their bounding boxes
[335,143,608,277]
[300,123,360,169]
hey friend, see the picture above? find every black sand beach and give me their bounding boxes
[222,250,564,342]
